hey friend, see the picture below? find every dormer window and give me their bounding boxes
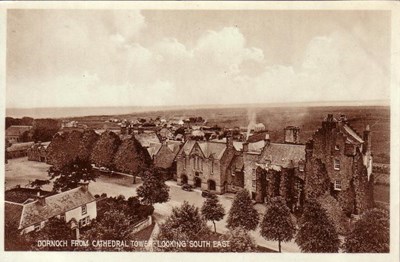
[334,180,342,191]
[334,159,340,170]
[335,145,340,151]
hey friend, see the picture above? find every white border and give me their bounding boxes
[0,1,399,262]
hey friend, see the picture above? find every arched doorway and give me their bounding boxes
[208,179,216,191]
[194,177,202,188]
[181,175,188,184]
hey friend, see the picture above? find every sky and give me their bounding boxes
[6,9,391,109]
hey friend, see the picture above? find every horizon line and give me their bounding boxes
[6,99,391,111]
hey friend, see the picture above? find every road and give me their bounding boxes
[5,157,301,252]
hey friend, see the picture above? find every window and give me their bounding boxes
[81,204,87,215]
[252,179,256,188]
[334,180,342,191]
[79,216,90,228]
[335,145,340,151]
[299,163,305,172]
[334,159,340,170]
[34,223,41,231]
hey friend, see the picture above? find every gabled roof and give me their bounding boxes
[153,141,182,169]
[16,186,96,229]
[147,142,162,158]
[342,124,364,144]
[259,143,306,168]
[179,140,227,160]
[6,125,32,137]
[6,142,35,152]
[134,132,160,148]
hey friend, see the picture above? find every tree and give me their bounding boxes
[295,199,340,253]
[48,159,98,192]
[260,196,296,252]
[219,227,257,252]
[22,217,75,251]
[90,131,121,169]
[32,118,60,142]
[29,179,50,190]
[201,193,225,233]
[5,138,11,164]
[113,136,151,183]
[136,168,169,205]
[80,209,136,251]
[227,189,259,231]
[46,132,70,169]
[343,208,389,253]
[77,129,99,162]
[155,201,211,252]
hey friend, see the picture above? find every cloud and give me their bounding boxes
[7,10,389,109]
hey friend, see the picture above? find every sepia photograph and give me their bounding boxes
[1,1,399,261]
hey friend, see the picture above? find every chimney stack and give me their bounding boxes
[78,181,89,192]
[264,133,270,146]
[36,195,46,206]
[284,126,300,144]
[226,135,233,149]
[242,142,249,153]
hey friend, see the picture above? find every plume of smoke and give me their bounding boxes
[246,108,257,140]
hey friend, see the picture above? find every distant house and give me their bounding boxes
[5,183,97,238]
[134,131,160,148]
[27,142,50,162]
[148,141,182,180]
[6,142,35,159]
[159,127,174,141]
[6,125,33,143]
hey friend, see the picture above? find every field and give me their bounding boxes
[70,105,390,164]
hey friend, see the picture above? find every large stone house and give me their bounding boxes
[176,138,237,193]
[5,182,97,238]
[242,115,374,216]
[303,114,374,215]
[148,140,182,179]
[5,125,33,144]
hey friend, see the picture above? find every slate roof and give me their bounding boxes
[259,142,306,168]
[5,202,24,231]
[153,141,182,169]
[6,125,32,137]
[342,124,364,144]
[5,188,54,204]
[6,142,35,152]
[179,140,227,160]
[134,132,160,148]
[9,186,96,229]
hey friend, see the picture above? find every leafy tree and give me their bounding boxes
[29,179,50,190]
[219,227,257,252]
[227,189,259,231]
[155,201,211,252]
[136,168,170,205]
[46,132,70,169]
[201,193,225,232]
[260,196,296,252]
[113,136,151,183]
[32,118,60,142]
[77,129,99,162]
[80,209,136,251]
[295,199,340,253]
[48,159,98,192]
[343,208,389,253]
[25,217,75,251]
[90,131,121,169]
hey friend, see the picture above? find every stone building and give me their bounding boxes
[303,114,374,215]
[27,142,50,162]
[148,140,182,180]
[243,129,306,212]
[176,137,237,193]
[241,114,373,216]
